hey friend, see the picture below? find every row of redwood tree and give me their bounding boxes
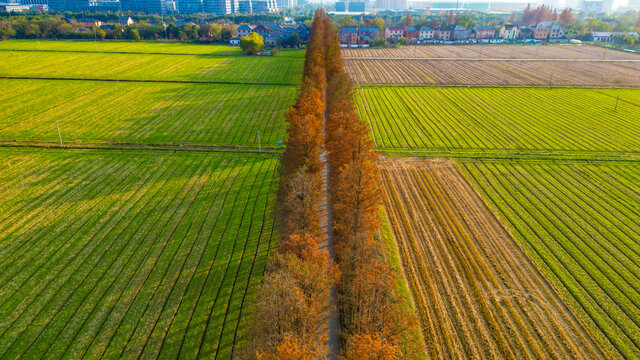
[250,9,415,360]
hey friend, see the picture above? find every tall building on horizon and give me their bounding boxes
[121,0,167,13]
[177,0,203,13]
[276,0,293,9]
[204,0,238,14]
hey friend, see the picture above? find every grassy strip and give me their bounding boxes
[378,209,428,359]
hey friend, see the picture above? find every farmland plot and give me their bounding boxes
[345,59,640,86]
[0,148,278,359]
[381,157,607,360]
[0,51,303,84]
[356,86,640,155]
[461,160,640,359]
[0,40,244,55]
[343,44,640,60]
[0,79,295,147]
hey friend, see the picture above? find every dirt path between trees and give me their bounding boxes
[320,115,339,358]
[380,157,610,360]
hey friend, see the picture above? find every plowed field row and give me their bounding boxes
[0,79,295,147]
[345,59,640,86]
[356,86,640,153]
[381,158,607,360]
[461,160,640,359]
[343,44,640,60]
[0,148,278,360]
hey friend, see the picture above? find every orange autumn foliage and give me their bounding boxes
[341,333,402,360]
[257,334,316,360]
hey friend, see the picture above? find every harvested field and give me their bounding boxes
[0,148,278,359]
[462,160,640,359]
[343,44,640,60]
[345,59,640,86]
[356,86,640,153]
[381,157,608,360]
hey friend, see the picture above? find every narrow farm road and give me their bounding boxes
[320,108,340,359]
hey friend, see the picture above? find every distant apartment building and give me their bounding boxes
[276,0,293,10]
[204,0,238,14]
[177,0,203,13]
[238,0,252,12]
[251,0,277,13]
[121,0,167,14]
[375,0,406,9]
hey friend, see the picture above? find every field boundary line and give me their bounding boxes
[344,57,640,62]
[0,76,298,87]
[0,142,283,155]
[352,83,640,89]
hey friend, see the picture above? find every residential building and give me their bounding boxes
[450,24,467,40]
[237,24,254,37]
[473,25,494,39]
[118,16,134,26]
[296,24,311,42]
[76,18,102,27]
[341,26,358,43]
[419,26,434,40]
[500,23,519,39]
[434,27,450,41]
[592,31,639,42]
[385,26,403,41]
[340,26,381,44]
[403,26,418,43]
[531,21,565,40]
[519,27,533,39]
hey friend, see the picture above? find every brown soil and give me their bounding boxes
[345,59,640,86]
[380,157,610,360]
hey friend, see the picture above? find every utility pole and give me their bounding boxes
[548,72,553,87]
[615,95,620,111]
[56,121,63,146]
[257,130,261,153]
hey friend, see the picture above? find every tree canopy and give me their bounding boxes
[240,32,264,55]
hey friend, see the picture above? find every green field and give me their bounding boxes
[0,148,278,359]
[0,79,294,147]
[0,51,303,84]
[356,86,640,156]
[0,40,245,55]
[460,160,640,359]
